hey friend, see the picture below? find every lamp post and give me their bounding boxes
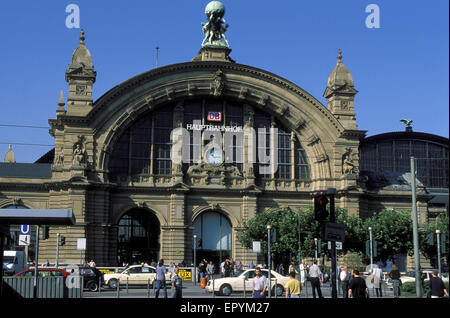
[267,225,272,298]
[193,234,197,286]
[410,156,423,298]
[436,230,442,278]
[55,233,60,268]
[314,238,318,262]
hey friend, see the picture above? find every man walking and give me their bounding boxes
[348,269,368,298]
[309,260,323,298]
[428,270,449,298]
[285,271,301,298]
[171,266,183,298]
[252,267,268,298]
[155,259,168,298]
[340,265,351,298]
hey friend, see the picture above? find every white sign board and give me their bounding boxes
[328,241,343,250]
[19,234,30,246]
[252,241,261,253]
[77,238,86,251]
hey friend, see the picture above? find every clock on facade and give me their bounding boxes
[206,147,223,165]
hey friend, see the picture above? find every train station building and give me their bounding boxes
[0,2,447,268]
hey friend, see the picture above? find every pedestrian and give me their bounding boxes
[199,261,207,280]
[308,260,323,298]
[252,267,268,298]
[88,259,96,268]
[388,264,401,298]
[44,260,50,267]
[370,264,383,297]
[299,260,307,287]
[155,259,168,298]
[285,271,301,298]
[207,261,215,281]
[340,265,351,298]
[236,261,243,272]
[428,270,449,298]
[348,269,369,298]
[150,259,157,267]
[288,262,295,275]
[224,259,232,277]
[171,266,183,298]
[249,260,255,269]
[220,260,225,277]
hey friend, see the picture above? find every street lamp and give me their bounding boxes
[314,238,318,262]
[267,225,272,298]
[436,230,442,278]
[193,234,197,286]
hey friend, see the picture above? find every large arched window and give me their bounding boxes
[108,99,310,182]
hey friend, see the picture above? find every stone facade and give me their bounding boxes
[0,32,439,267]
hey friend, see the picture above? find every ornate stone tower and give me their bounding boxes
[65,30,97,116]
[323,50,358,130]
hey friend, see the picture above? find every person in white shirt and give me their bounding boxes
[370,265,383,297]
[299,260,307,286]
[340,265,351,298]
[252,267,268,298]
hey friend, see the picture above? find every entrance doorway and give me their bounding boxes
[117,208,160,266]
[193,211,231,272]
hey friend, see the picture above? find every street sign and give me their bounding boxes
[76,238,86,251]
[252,241,261,253]
[19,234,30,246]
[328,241,343,250]
[20,224,30,235]
[323,222,346,242]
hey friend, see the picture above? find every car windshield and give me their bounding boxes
[233,270,245,277]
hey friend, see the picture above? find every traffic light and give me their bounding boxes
[314,195,329,222]
[40,225,49,240]
[198,238,202,248]
[60,236,66,246]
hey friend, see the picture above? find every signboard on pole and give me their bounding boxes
[323,222,346,242]
[20,224,31,235]
[252,241,261,253]
[76,238,86,251]
[328,241,343,250]
[19,234,30,246]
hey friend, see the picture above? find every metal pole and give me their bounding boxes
[243,278,246,298]
[314,238,318,262]
[34,225,39,298]
[56,233,60,268]
[147,279,150,298]
[410,156,423,298]
[369,227,373,273]
[0,233,4,297]
[99,276,102,295]
[436,230,442,278]
[117,280,120,298]
[212,278,215,298]
[155,46,159,68]
[267,225,271,298]
[298,212,301,274]
[193,234,197,286]
[328,188,337,299]
[126,277,129,294]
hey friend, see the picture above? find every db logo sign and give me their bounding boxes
[207,111,222,122]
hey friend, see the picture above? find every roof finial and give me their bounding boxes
[58,90,65,107]
[79,29,85,44]
[337,49,343,63]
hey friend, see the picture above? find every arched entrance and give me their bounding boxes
[117,208,160,266]
[193,211,232,268]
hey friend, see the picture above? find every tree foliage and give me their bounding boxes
[419,214,449,262]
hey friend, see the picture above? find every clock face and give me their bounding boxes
[206,148,223,165]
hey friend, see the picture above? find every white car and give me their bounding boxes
[206,269,290,296]
[104,265,171,289]
[400,270,449,285]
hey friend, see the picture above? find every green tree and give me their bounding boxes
[237,206,366,264]
[419,214,449,265]
[364,209,413,262]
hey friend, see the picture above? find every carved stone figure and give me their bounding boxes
[72,141,86,165]
[54,147,64,166]
[342,148,357,175]
[213,69,225,96]
[201,1,230,47]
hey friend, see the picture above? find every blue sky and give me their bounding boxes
[0,0,448,163]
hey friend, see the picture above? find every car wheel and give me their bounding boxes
[87,281,99,292]
[273,284,284,297]
[220,284,232,296]
[108,279,118,289]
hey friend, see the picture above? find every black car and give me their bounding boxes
[79,267,104,292]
